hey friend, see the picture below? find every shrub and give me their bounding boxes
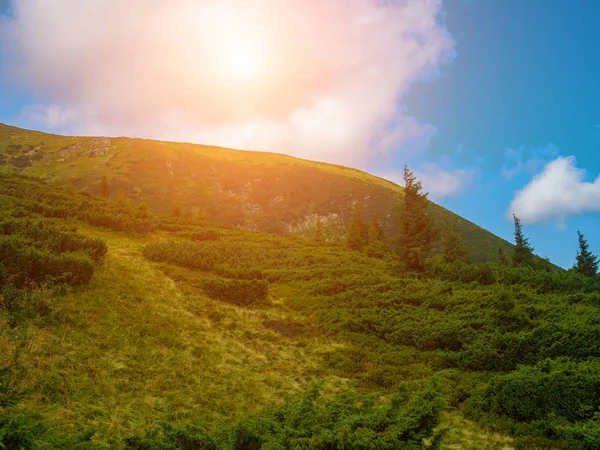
[123,423,218,450]
[470,358,600,423]
[202,277,268,307]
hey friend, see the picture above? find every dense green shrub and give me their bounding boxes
[0,173,152,234]
[123,423,218,450]
[202,277,268,306]
[464,359,600,449]
[471,358,600,423]
[0,236,94,287]
[428,259,600,293]
[124,382,445,450]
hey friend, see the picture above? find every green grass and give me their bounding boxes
[12,225,346,445]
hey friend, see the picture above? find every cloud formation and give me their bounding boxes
[0,0,455,166]
[509,156,600,228]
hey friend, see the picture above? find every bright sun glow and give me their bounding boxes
[228,45,262,80]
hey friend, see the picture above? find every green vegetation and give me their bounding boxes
[2,125,600,449]
[124,381,445,449]
[0,123,512,262]
[572,230,598,277]
[512,214,534,266]
[442,221,469,264]
[400,165,437,271]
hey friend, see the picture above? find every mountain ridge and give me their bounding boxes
[0,122,511,261]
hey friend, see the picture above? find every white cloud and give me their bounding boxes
[1,0,455,166]
[384,162,477,201]
[509,156,600,227]
[501,143,558,180]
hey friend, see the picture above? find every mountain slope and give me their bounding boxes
[3,173,600,448]
[0,123,510,262]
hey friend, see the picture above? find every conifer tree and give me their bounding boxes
[346,210,368,251]
[368,214,385,244]
[572,230,598,276]
[442,221,469,263]
[99,176,110,199]
[400,165,436,270]
[512,213,534,266]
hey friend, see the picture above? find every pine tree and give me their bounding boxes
[99,176,110,199]
[442,221,469,263]
[512,214,534,266]
[346,210,368,251]
[400,165,436,270]
[368,214,385,244]
[572,230,598,276]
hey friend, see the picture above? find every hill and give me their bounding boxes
[0,123,511,262]
[2,126,598,449]
[1,169,600,448]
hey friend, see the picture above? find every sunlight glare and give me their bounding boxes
[227,44,262,81]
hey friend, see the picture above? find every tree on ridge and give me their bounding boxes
[400,164,436,271]
[512,213,534,266]
[572,230,598,277]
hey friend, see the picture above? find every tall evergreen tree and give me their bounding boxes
[512,214,534,266]
[442,221,469,263]
[400,165,436,270]
[368,214,385,244]
[99,176,110,199]
[346,210,368,251]
[572,230,598,276]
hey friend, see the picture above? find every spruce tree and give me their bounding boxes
[442,221,469,263]
[368,214,385,244]
[512,214,534,266]
[400,165,436,270]
[346,210,368,251]
[572,230,598,276]
[99,176,110,199]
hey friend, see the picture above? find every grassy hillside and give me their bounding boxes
[2,173,600,448]
[0,123,511,262]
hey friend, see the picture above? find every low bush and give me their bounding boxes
[202,277,268,306]
[124,381,446,450]
[471,358,600,423]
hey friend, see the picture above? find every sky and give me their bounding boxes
[1,0,599,268]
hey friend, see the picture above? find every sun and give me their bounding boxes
[227,44,262,80]
[214,27,267,84]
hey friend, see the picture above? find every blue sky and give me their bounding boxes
[1,0,600,268]
[402,0,600,267]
